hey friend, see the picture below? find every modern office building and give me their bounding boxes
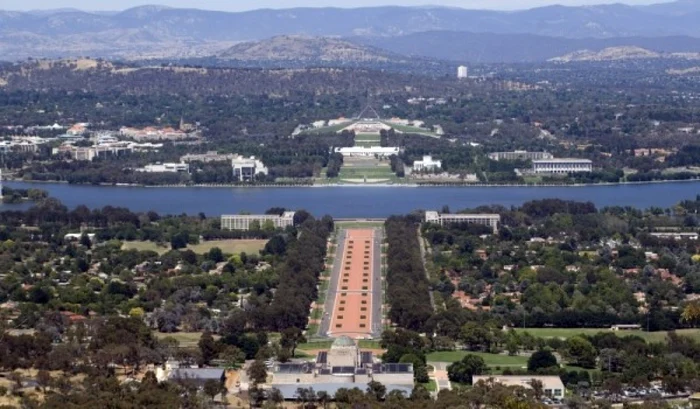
[488,151,554,161]
[532,158,593,174]
[413,155,442,172]
[425,211,500,234]
[271,336,413,400]
[231,155,269,182]
[457,65,469,79]
[472,376,565,399]
[221,211,296,231]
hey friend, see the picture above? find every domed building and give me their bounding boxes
[270,336,414,400]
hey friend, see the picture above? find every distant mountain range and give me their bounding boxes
[355,32,700,63]
[3,1,700,63]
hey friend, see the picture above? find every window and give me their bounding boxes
[360,315,367,319]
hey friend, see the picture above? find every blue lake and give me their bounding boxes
[3,181,700,217]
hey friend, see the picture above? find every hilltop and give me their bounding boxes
[550,46,700,62]
[218,36,401,63]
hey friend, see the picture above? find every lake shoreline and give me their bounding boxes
[7,178,700,189]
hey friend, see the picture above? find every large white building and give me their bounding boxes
[231,155,268,182]
[488,151,554,161]
[413,155,442,172]
[138,163,190,173]
[425,211,500,234]
[532,158,593,174]
[458,65,469,79]
[472,376,565,399]
[271,337,413,400]
[334,146,401,158]
[221,211,296,231]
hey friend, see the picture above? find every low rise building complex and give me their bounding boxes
[334,146,401,158]
[472,376,565,399]
[413,155,442,172]
[231,155,268,181]
[488,151,554,161]
[271,337,413,400]
[425,211,501,233]
[138,163,190,173]
[221,211,296,231]
[532,158,593,174]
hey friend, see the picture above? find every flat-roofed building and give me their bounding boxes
[533,158,592,174]
[231,155,268,182]
[139,163,190,173]
[413,155,442,172]
[472,376,565,398]
[650,232,699,240]
[271,336,413,400]
[334,146,401,157]
[425,211,500,234]
[488,151,554,161]
[221,211,296,231]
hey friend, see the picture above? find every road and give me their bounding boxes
[428,362,452,393]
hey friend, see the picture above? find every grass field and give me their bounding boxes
[300,122,353,135]
[383,122,440,138]
[122,241,169,254]
[427,351,528,367]
[122,239,267,255]
[515,328,700,343]
[154,332,220,348]
[188,239,267,255]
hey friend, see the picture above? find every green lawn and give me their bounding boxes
[122,241,169,254]
[155,332,220,348]
[122,239,268,256]
[382,122,439,138]
[421,379,437,392]
[300,122,353,135]
[188,239,267,255]
[514,328,700,343]
[427,351,528,367]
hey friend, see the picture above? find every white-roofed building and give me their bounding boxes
[472,376,565,399]
[413,155,442,172]
[533,158,592,174]
[231,155,268,182]
[334,146,401,157]
[425,211,500,234]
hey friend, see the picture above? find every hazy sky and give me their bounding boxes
[4,0,674,12]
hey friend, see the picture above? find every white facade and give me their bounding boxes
[532,158,593,174]
[472,376,565,398]
[232,155,268,182]
[425,211,500,234]
[334,146,401,157]
[458,65,469,79]
[413,155,442,172]
[139,163,189,173]
[489,151,554,161]
[221,211,296,231]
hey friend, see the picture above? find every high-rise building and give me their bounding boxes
[457,65,469,79]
